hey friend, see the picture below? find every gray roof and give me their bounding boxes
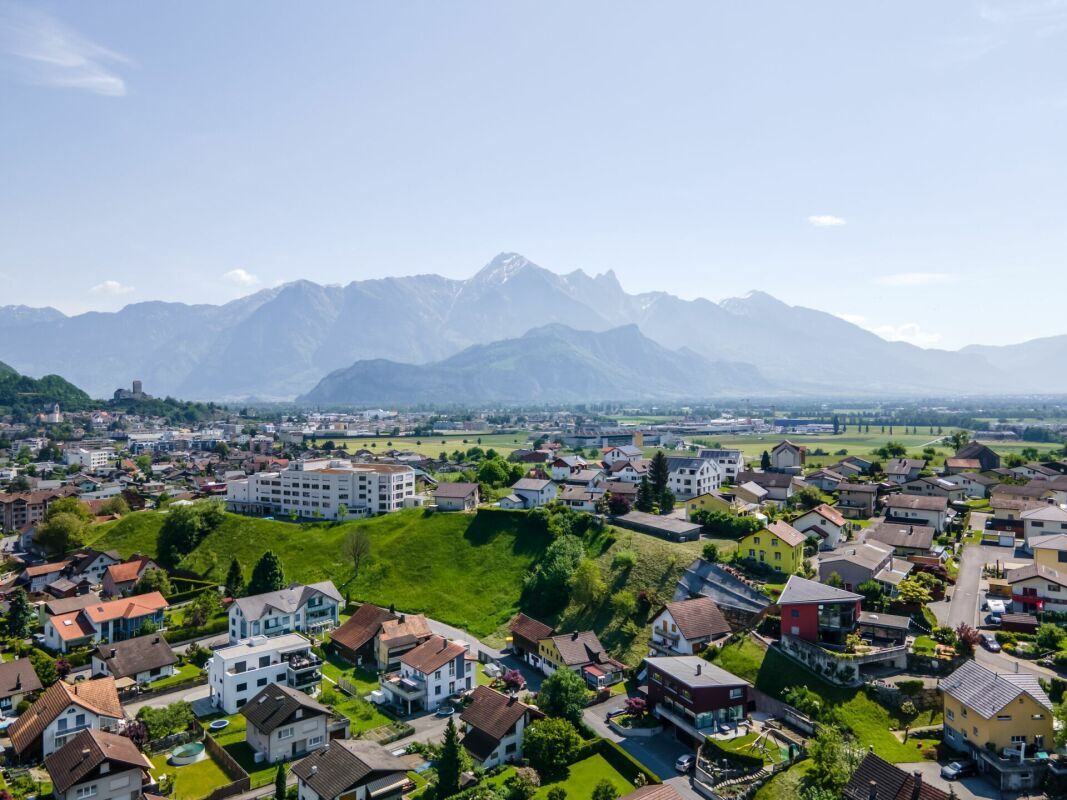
[94,634,177,679]
[434,482,478,499]
[233,581,342,622]
[865,521,935,551]
[1029,533,1067,551]
[643,656,749,689]
[820,541,893,572]
[512,478,553,491]
[241,682,330,734]
[885,494,948,512]
[665,456,712,471]
[940,659,1052,717]
[291,739,408,799]
[1006,562,1067,587]
[857,611,912,631]
[778,575,863,605]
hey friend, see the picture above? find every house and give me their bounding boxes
[644,656,749,745]
[1029,533,1067,570]
[20,560,73,594]
[738,521,805,574]
[459,686,543,768]
[884,459,926,484]
[843,752,948,800]
[665,456,722,501]
[940,660,1054,790]
[901,476,967,502]
[735,471,802,504]
[955,442,1001,472]
[550,456,587,481]
[1011,462,1060,481]
[241,683,335,764]
[498,478,557,509]
[101,555,159,597]
[942,471,998,499]
[805,468,847,493]
[1005,562,1067,613]
[944,457,983,475]
[1020,505,1067,550]
[8,676,123,760]
[44,730,153,800]
[732,481,769,506]
[608,459,650,484]
[777,575,862,645]
[613,510,702,543]
[209,633,322,714]
[291,740,409,800]
[836,483,879,519]
[865,521,936,557]
[883,495,949,532]
[537,631,626,688]
[992,483,1050,505]
[228,581,341,643]
[91,634,178,686]
[685,491,742,518]
[433,482,480,511]
[0,487,78,533]
[67,549,122,586]
[44,592,169,653]
[508,613,554,669]
[376,613,433,670]
[1030,475,1067,505]
[563,468,606,489]
[791,504,848,550]
[697,448,745,481]
[769,440,805,473]
[0,657,43,714]
[39,593,103,625]
[379,635,470,714]
[557,485,601,513]
[603,445,644,465]
[819,541,913,595]
[329,603,397,665]
[649,597,731,656]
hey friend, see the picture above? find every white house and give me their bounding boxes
[1006,563,1067,613]
[649,597,732,656]
[900,476,968,502]
[697,448,745,482]
[770,441,805,473]
[8,677,124,760]
[459,686,541,768]
[550,456,586,481]
[228,581,341,644]
[883,495,950,532]
[64,449,112,470]
[209,633,323,714]
[557,486,600,513]
[498,479,557,509]
[603,446,643,466]
[608,459,650,484]
[791,503,849,550]
[44,730,152,800]
[665,456,723,501]
[1022,505,1067,551]
[942,472,997,499]
[379,635,470,714]
[241,683,333,764]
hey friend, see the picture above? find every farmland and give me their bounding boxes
[305,431,531,458]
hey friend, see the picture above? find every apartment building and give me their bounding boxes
[208,634,323,714]
[697,448,745,482]
[379,635,470,714]
[665,456,723,501]
[0,487,78,533]
[228,581,341,644]
[64,449,112,470]
[226,458,415,520]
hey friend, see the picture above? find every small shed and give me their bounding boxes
[999,612,1039,634]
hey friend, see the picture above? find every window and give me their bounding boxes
[279,727,294,740]
[961,708,967,717]
[791,609,800,618]
[754,537,761,545]
[774,552,782,561]
[946,709,954,721]
[996,715,1012,721]
[729,688,743,699]
[76,787,97,799]
[308,736,323,747]
[1011,735,1027,744]
[257,678,267,687]
[236,682,247,692]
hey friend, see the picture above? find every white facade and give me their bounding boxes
[666,457,722,501]
[227,582,340,644]
[65,449,112,470]
[697,449,745,481]
[52,765,144,800]
[226,458,415,520]
[209,634,322,714]
[43,706,122,758]
[649,608,698,656]
[1022,506,1067,550]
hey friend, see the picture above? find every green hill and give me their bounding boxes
[89,508,553,638]
[0,363,92,412]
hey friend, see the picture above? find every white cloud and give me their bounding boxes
[224,268,260,287]
[0,6,131,96]
[806,215,846,227]
[870,322,943,348]
[873,272,957,287]
[90,279,134,295]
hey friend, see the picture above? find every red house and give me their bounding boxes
[778,575,862,646]
[643,655,750,745]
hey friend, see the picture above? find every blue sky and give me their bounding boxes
[1,1,1066,349]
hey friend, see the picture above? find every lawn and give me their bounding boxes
[321,652,380,696]
[91,508,554,639]
[208,714,276,789]
[715,732,789,766]
[150,750,234,800]
[151,662,205,690]
[912,635,937,656]
[533,754,634,800]
[306,432,529,458]
[753,759,813,800]
[708,637,938,763]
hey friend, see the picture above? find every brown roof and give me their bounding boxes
[400,635,466,674]
[9,677,123,755]
[379,614,432,648]
[660,597,731,641]
[767,520,807,547]
[884,495,948,512]
[240,683,331,734]
[23,561,71,578]
[434,482,479,499]
[945,458,981,469]
[546,630,610,667]
[83,592,168,623]
[0,657,43,701]
[843,752,948,800]
[459,686,540,759]
[806,503,846,527]
[104,556,155,585]
[291,740,408,800]
[45,729,152,793]
[510,613,553,644]
[94,634,177,679]
[330,603,397,653]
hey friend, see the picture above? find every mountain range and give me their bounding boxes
[1,252,1065,403]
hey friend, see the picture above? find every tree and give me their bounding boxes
[135,567,172,597]
[635,476,654,513]
[100,495,130,516]
[504,768,540,800]
[607,493,631,515]
[275,764,286,800]
[524,717,581,778]
[1055,699,1067,748]
[502,669,525,692]
[248,550,286,595]
[855,579,885,610]
[546,788,567,800]
[807,724,853,793]
[569,560,605,608]
[186,589,221,628]
[30,649,58,687]
[1036,623,1066,652]
[896,578,933,605]
[702,542,719,563]
[945,430,970,452]
[336,503,348,521]
[648,451,670,497]
[760,450,771,471]
[524,534,584,615]
[536,668,588,725]
[36,511,89,556]
[611,590,637,617]
[341,529,372,580]
[225,557,244,598]
[954,623,981,657]
[436,717,464,798]
[659,489,675,514]
[121,719,150,748]
[136,701,196,739]
[476,459,508,487]
[213,441,229,458]
[825,572,844,588]
[592,781,619,800]
[6,588,33,638]
[624,696,647,718]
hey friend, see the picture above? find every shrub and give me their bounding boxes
[612,550,637,570]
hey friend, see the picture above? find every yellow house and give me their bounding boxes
[686,492,736,518]
[1030,533,1067,570]
[737,520,805,574]
[940,660,1054,754]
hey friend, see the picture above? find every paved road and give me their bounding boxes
[946,542,998,629]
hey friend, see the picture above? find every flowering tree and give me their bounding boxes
[624,696,647,719]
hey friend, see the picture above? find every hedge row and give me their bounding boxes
[164,617,228,644]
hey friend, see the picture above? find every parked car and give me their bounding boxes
[940,761,975,781]
[605,707,625,721]
[985,613,1002,626]
[675,754,696,774]
[980,633,1001,652]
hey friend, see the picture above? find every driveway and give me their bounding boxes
[899,762,1000,800]
[122,683,210,716]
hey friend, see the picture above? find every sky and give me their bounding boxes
[1,2,1066,350]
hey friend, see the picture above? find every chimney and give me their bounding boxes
[695,663,702,676]
[14,674,21,690]
[110,648,116,658]
[867,780,878,800]
[912,771,923,794]
[310,766,318,775]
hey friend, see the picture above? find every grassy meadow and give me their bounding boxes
[305,432,530,458]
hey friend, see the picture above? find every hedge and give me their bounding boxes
[164,617,229,644]
[702,737,764,771]
[571,738,660,785]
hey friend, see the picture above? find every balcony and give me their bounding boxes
[285,651,322,673]
[380,672,425,701]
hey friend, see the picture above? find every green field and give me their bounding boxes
[533,754,634,800]
[150,750,233,800]
[305,432,530,458]
[88,508,553,638]
[709,637,937,762]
